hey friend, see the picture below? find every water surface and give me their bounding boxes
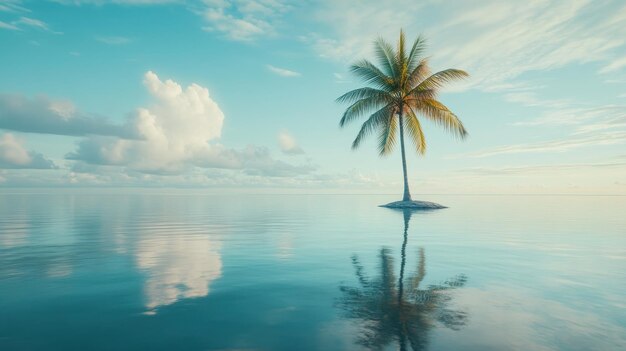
[1,193,625,350]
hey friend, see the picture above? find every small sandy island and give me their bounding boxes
[380,200,447,209]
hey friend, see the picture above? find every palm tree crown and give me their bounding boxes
[338,30,468,201]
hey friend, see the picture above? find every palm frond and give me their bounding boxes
[339,94,393,127]
[351,255,370,288]
[380,248,397,298]
[428,274,468,291]
[406,88,437,104]
[350,60,394,90]
[397,29,407,76]
[404,109,427,154]
[416,69,469,90]
[406,35,427,73]
[408,248,426,292]
[407,59,431,88]
[352,104,394,149]
[336,87,391,104]
[374,37,399,79]
[416,100,467,139]
[378,112,398,156]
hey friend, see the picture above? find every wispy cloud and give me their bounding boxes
[473,95,626,161]
[600,56,626,74]
[267,64,300,77]
[310,0,626,92]
[0,1,29,13]
[454,131,626,159]
[333,72,349,84]
[305,0,425,61]
[51,0,287,41]
[513,104,626,134]
[51,0,180,4]
[0,20,19,30]
[504,92,570,109]
[16,16,48,30]
[95,36,132,45]
[458,159,626,176]
[201,0,290,41]
[0,14,60,33]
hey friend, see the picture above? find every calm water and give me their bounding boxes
[0,193,625,351]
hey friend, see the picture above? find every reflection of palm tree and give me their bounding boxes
[338,209,467,350]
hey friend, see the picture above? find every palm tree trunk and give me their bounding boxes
[398,112,412,201]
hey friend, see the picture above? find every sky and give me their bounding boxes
[0,0,625,194]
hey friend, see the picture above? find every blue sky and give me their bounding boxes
[0,0,625,194]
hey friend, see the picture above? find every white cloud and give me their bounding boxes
[95,36,132,45]
[278,129,304,155]
[267,64,300,77]
[67,71,314,177]
[0,133,30,165]
[0,133,56,169]
[0,94,131,137]
[68,71,225,173]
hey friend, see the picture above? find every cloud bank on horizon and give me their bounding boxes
[0,0,625,194]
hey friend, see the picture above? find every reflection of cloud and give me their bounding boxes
[136,232,222,312]
[435,287,626,350]
[275,232,294,260]
[0,215,28,248]
[46,260,72,278]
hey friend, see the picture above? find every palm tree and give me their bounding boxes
[338,30,468,202]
